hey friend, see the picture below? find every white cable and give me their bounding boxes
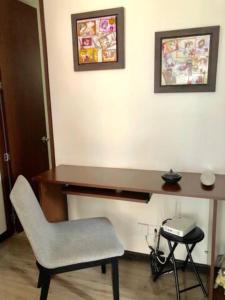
[156,254,167,265]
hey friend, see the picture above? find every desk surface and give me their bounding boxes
[34,165,225,200]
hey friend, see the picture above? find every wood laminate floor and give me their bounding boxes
[0,233,207,300]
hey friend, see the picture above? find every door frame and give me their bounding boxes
[0,72,14,239]
[39,0,55,168]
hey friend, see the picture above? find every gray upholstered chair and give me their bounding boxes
[10,175,124,300]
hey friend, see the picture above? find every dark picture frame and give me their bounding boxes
[154,26,220,93]
[71,7,125,71]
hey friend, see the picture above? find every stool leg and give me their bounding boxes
[182,243,196,272]
[168,241,180,300]
[185,244,207,297]
[154,242,178,281]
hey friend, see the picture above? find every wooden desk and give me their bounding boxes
[34,164,225,300]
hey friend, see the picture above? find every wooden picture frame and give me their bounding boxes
[71,7,125,71]
[154,26,220,93]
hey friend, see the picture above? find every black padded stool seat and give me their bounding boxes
[154,226,207,300]
[161,226,204,244]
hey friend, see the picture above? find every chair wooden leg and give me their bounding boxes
[101,264,106,274]
[37,270,44,288]
[40,271,51,300]
[111,258,119,300]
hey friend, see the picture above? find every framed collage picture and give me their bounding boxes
[71,7,125,71]
[154,26,220,93]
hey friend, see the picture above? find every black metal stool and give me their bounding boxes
[154,226,207,300]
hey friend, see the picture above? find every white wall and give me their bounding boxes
[43,0,225,263]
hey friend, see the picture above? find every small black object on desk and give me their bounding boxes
[162,169,182,184]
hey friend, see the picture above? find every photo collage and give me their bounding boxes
[161,34,211,85]
[77,15,117,64]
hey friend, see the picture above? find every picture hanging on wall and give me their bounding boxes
[154,26,220,93]
[71,7,125,71]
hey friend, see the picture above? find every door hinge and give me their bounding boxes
[3,152,10,162]
[41,136,50,143]
[0,82,2,90]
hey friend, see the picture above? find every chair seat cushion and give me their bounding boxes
[39,217,124,269]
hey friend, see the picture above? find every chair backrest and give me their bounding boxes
[10,175,54,265]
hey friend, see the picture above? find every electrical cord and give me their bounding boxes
[145,233,167,265]
[146,218,173,266]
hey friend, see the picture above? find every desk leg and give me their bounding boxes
[38,182,68,222]
[208,199,218,300]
